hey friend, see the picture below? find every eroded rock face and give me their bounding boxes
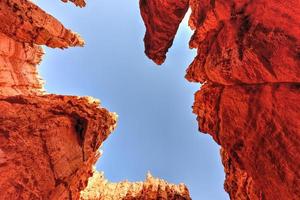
[0,0,84,48]
[194,83,300,199]
[0,2,111,197]
[0,0,192,199]
[0,95,117,199]
[0,0,84,96]
[0,32,44,96]
[81,171,191,200]
[60,0,86,8]
[140,0,189,64]
[140,0,300,199]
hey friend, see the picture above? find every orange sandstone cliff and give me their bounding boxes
[140,0,300,199]
[0,0,191,199]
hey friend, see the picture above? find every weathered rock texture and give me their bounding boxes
[0,0,84,96]
[140,0,189,65]
[0,0,84,48]
[140,0,300,199]
[61,0,86,8]
[0,0,191,199]
[81,171,191,200]
[0,95,117,199]
[0,2,118,197]
[0,32,44,96]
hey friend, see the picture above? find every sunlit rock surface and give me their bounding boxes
[60,0,86,8]
[0,0,191,199]
[0,95,116,199]
[81,171,191,200]
[0,32,44,96]
[140,0,300,199]
[0,0,84,48]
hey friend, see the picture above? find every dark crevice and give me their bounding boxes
[237,15,251,60]
[73,115,87,146]
[72,114,88,162]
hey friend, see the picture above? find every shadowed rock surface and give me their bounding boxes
[140,0,300,199]
[0,0,191,199]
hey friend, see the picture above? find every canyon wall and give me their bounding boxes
[0,95,117,199]
[140,0,300,199]
[0,0,116,199]
[0,0,191,199]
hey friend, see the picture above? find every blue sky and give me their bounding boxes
[36,1,228,199]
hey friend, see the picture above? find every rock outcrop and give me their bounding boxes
[0,0,84,96]
[0,32,44,96]
[60,0,86,8]
[81,171,191,200]
[0,0,191,199]
[0,95,117,199]
[140,0,300,199]
[0,1,116,199]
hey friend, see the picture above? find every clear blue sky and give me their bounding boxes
[36,1,229,199]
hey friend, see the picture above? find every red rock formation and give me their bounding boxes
[61,0,86,8]
[140,0,300,199]
[0,0,192,199]
[0,95,117,199]
[0,32,44,96]
[140,0,189,64]
[0,3,118,198]
[0,0,84,48]
[81,171,191,200]
[0,0,84,96]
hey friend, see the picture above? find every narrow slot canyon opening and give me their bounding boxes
[1,0,298,199]
[36,1,229,199]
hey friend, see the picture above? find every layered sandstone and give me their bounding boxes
[0,32,44,96]
[0,0,84,48]
[0,0,84,96]
[0,0,191,199]
[140,0,300,199]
